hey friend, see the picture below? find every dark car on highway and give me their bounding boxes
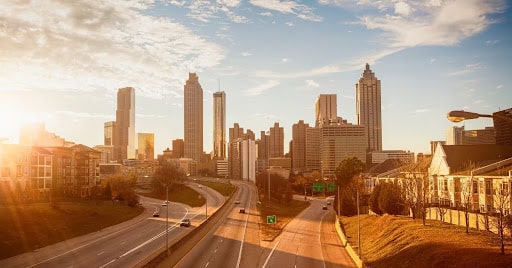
[180,218,191,227]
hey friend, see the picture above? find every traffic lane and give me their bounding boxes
[32,202,193,268]
[2,197,192,268]
[175,181,257,268]
[321,211,357,268]
[262,198,344,268]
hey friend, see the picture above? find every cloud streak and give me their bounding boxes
[0,0,225,98]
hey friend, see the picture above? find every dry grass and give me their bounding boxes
[140,184,205,207]
[0,202,143,259]
[341,214,512,268]
[258,199,310,241]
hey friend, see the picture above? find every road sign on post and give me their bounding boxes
[327,182,336,192]
[313,182,325,192]
[267,215,276,224]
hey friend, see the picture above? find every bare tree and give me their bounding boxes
[460,179,473,234]
[493,181,511,255]
[399,157,430,225]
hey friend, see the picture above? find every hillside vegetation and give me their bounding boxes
[341,214,512,268]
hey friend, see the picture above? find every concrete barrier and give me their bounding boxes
[334,216,365,268]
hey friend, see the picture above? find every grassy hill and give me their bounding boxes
[341,214,512,268]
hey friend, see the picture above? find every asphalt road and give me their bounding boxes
[174,183,356,268]
[0,184,225,268]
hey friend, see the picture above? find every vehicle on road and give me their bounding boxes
[180,218,191,227]
[153,211,160,217]
[235,200,240,204]
[322,205,327,210]
[327,201,331,205]
[239,208,245,213]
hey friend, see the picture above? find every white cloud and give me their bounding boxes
[485,39,499,45]
[286,21,294,26]
[253,64,343,79]
[414,109,430,113]
[244,80,280,96]
[260,12,273,17]
[496,84,503,89]
[430,58,436,64]
[250,0,323,22]
[394,1,412,17]
[241,52,252,57]
[305,80,319,88]
[281,58,289,63]
[0,1,225,99]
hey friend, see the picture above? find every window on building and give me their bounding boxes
[485,180,492,195]
[472,181,478,194]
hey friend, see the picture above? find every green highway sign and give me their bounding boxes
[267,215,276,224]
[313,182,324,192]
[327,182,336,191]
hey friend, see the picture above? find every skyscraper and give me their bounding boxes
[104,121,115,146]
[292,120,309,172]
[213,91,226,159]
[315,94,337,127]
[493,108,512,145]
[269,122,284,158]
[114,87,135,161]
[137,133,154,160]
[184,73,203,161]
[356,63,382,152]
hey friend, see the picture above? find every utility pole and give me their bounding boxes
[166,184,169,256]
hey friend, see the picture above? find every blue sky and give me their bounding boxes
[0,0,511,156]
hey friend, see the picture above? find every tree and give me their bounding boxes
[335,157,365,188]
[369,183,383,215]
[378,181,406,215]
[153,163,186,194]
[460,179,473,234]
[493,181,511,255]
[398,157,430,225]
[105,173,139,206]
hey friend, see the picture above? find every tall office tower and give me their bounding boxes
[184,73,203,162]
[305,127,321,172]
[104,121,115,145]
[315,94,338,127]
[114,87,135,161]
[292,120,309,172]
[269,122,284,157]
[20,123,66,146]
[172,139,184,158]
[493,108,512,145]
[356,63,382,153]
[137,133,154,160]
[213,91,226,159]
[446,126,496,145]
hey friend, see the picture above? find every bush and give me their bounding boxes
[378,182,406,215]
[369,184,383,215]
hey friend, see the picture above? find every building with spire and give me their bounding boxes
[213,91,226,159]
[356,63,382,153]
[114,87,135,161]
[184,73,203,162]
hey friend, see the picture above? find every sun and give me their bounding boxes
[0,104,41,144]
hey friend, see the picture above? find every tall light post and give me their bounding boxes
[446,110,493,123]
[166,184,169,256]
[266,131,271,201]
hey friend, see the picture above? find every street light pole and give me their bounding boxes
[267,133,270,201]
[357,188,361,258]
[446,110,493,123]
[166,184,169,256]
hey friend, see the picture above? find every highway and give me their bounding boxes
[174,182,356,268]
[0,184,225,268]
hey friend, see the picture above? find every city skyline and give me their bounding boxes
[1,1,511,155]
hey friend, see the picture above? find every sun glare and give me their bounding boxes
[0,104,42,144]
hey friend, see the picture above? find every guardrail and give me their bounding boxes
[135,185,239,267]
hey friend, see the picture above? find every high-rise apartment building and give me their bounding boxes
[114,87,135,161]
[356,63,382,153]
[213,91,226,159]
[172,139,184,158]
[229,123,244,141]
[292,120,309,172]
[315,94,337,127]
[137,133,154,160]
[104,121,115,146]
[493,108,512,145]
[269,122,284,158]
[184,73,203,162]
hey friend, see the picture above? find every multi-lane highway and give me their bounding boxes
[0,184,225,268]
[174,181,356,268]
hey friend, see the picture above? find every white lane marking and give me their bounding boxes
[99,208,193,268]
[97,251,105,256]
[205,262,210,267]
[319,213,327,268]
[262,239,281,268]
[236,186,251,268]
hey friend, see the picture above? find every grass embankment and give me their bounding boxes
[258,199,310,241]
[0,202,143,259]
[195,181,236,196]
[141,184,205,207]
[341,214,512,268]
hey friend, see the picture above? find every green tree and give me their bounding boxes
[369,183,383,215]
[378,181,406,215]
[153,163,186,194]
[105,173,139,206]
[335,157,365,188]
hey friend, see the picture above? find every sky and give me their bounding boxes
[0,0,511,156]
